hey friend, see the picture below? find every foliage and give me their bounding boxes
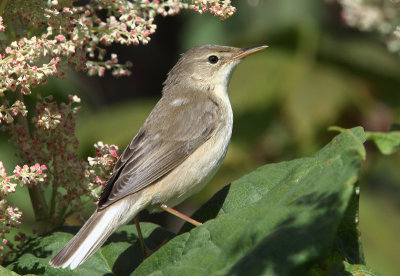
[3,127,395,275]
[0,0,235,264]
[0,0,235,95]
[365,131,400,155]
[0,0,399,274]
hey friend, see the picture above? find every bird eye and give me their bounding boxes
[208,55,219,64]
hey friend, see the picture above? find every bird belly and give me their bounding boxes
[146,119,233,212]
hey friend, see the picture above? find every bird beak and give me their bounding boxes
[228,45,268,62]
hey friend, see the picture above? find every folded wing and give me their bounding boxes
[98,93,221,209]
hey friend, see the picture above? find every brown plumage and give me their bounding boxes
[50,44,267,269]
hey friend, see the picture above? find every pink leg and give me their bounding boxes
[160,204,203,227]
[134,216,150,257]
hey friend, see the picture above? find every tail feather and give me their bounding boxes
[50,195,142,269]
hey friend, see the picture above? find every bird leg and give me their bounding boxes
[160,203,203,226]
[134,204,203,258]
[134,206,202,259]
[134,216,151,258]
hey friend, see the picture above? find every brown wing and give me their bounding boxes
[98,92,220,209]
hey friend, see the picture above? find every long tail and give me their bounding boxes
[50,195,142,270]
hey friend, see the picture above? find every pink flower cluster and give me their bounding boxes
[0,16,5,33]
[336,0,400,53]
[0,199,22,232]
[13,164,47,186]
[0,162,47,195]
[0,198,23,262]
[0,161,21,255]
[0,100,27,124]
[3,95,87,225]
[0,0,236,264]
[0,162,16,196]
[85,142,120,200]
[0,161,46,261]
[0,200,22,230]
[0,0,236,114]
[192,0,236,19]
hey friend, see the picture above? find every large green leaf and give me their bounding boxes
[0,265,21,275]
[7,127,368,275]
[333,185,365,264]
[6,223,174,275]
[308,183,370,275]
[134,127,366,275]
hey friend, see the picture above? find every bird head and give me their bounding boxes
[163,44,268,93]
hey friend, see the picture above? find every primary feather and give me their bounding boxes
[49,93,221,268]
[98,92,219,209]
[50,192,145,269]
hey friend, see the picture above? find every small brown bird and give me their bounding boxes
[50,44,267,269]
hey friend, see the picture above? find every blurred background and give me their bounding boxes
[1,0,399,274]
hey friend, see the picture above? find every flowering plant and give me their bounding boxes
[0,0,235,263]
[335,0,400,53]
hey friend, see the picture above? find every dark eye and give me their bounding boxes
[208,55,219,64]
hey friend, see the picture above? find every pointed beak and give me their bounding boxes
[229,45,268,62]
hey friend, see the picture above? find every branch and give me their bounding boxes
[15,89,48,221]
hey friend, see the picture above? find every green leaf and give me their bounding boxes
[7,127,368,275]
[329,126,366,160]
[342,261,381,276]
[334,184,365,265]
[134,127,366,275]
[309,184,365,275]
[0,265,21,276]
[366,131,400,155]
[310,257,380,276]
[6,223,174,275]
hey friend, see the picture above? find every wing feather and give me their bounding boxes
[98,93,220,209]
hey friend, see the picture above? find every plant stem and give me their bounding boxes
[55,205,68,227]
[49,182,57,219]
[15,89,49,221]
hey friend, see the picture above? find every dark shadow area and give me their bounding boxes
[179,184,231,234]
[82,15,184,106]
[334,186,364,265]
[6,223,176,275]
[110,224,175,275]
[108,238,142,276]
[7,225,80,265]
[5,226,81,275]
[226,191,348,275]
[10,262,46,275]
[145,226,176,249]
[103,227,138,246]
